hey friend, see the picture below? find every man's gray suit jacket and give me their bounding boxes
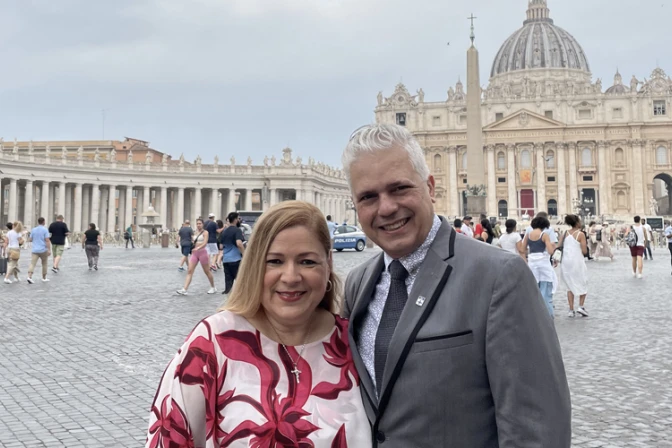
[342,218,572,447]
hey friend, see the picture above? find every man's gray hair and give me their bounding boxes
[342,123,430,185]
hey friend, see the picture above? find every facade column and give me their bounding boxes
[507,144,518,218]
[91,184,101,228]
[270,188,277,206]
[8,179,18,221]
[65,185,73,224]
[194,188,202,221]
[556,142,567,216]
[25,181,34,228]
[486,145,497,217]
[160,187,168,229]
[107,186,116,233]
[83,185,91,226]
[41,182,50,221]
[210,189,218,218]
[448,146,459,217]
[245,189,253,211]
[57,182,66,218]
[118,187,126,231]
[177,187,185,225]
[535,143,546,215]
[228,189,237,213]
[631,139,646,214]
[568,143,578,207]
[597,141,609,216]
[125,187,133,230]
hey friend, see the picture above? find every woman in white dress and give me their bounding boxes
[593,223,615,261]
[559,215,589,318]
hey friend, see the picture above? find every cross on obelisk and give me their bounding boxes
[468,14,477,44]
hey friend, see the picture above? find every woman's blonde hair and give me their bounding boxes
[13,221,24,233]
[219,201,341,317]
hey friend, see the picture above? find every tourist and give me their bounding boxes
[522,215,557,317]
[473,213,487,239]
[493,220,502,240]
[559,215,589,318]
[340,123,570,445]
[221,212,246,295]
[461,215,474,237]
[215,219,225,269]
[124,224,135,249]
[593,222,615,261]
[587,221,599,257]
[625,216,646,278]
[642,218,654,260]
[177,220,193,272]
[497,218,523,256]
[525,211,559,245]
[148,201,371,446]
[204,212,219,271]
[453,218,463,233]
[3,222,24,284]
[48,215,70,273]
[478,218,495,244]
[26,217,51,284]
[176,218,217,295]
[665,220,672,274]
[82,223,103,271]
[326,214,337,238]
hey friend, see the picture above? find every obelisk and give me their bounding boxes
[465,14,487,217]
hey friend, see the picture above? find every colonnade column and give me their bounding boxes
[448,147,459,217]
[270,188,277,207]
[125,187,133,230]
[506,144,518,218]
[25,181,34,228]
[82,186,91,227]
[210,189,218,217]
[597,141,609,216]
[108,186,116,233]
[143,186,150,214]
[228,189,237,213]
[57,182,66,218]
[535,143,546,214]
[486,145,497,217]
[177,188,185,225]
[9,179,18,221]
[556,143,567,216]
[74,183,83,232]
[41,182,50,221]
[91,184,101,228]
[193,188,202,221]
[160,187,168,229]
[568,143,578,206]
[245,189,253,211]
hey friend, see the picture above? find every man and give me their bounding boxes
[48,215,70,273]
[204,213,219,271]
[453,218,463,233]
[641,218,653,260]
[341,123,570,447]
[326,215,337,238]
[221,212,245,295]
[125,224,135,249]
[626,216,646,278]
[27,218,51,284]
[525,211,559,244]
[177,220,194,272]
[461,216,474,238]
[664,221,672,274]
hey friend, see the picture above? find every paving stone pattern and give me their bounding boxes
[0,246,671,447]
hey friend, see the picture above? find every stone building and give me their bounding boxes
[375,0,672,220]
[0,138,351,232]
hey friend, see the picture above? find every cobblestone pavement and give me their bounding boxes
[1,246,671,447]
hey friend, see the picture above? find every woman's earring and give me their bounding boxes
[325,280,333,292]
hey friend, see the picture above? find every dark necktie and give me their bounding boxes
[374,260,409,396]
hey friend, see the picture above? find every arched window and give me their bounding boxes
[462,152,468,170]
[498,200,508,217]
[615,148,625,164]
[521,150,531,168]
[581,148,592,167]
[546,150,555,169]
[617,191,627,208]
[434,154,442,171]
[547,199,558,216]
[497,152,506,170]
[656,146,668,165]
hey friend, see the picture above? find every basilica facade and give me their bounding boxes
[376,0,672,221]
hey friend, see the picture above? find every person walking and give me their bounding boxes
[177,220,194,272]
[204,213,219,271]
[626,216,647,278]
[559,214,589,318]
[665,221,672,274]
[326,214,337,238]
[3,222,24,284]
[593,222,615,261]
[26,218,51,284]
[215,219,225,269]
[497,218,523,256]
[461,215,474,238]
[124,224,135,249]
[176,218,217,295]
[48,215,70,273]
[221,212,245,295]
[642,218,653,260]
[478,218,495,244]
[522,215,557,317]
[82,223,103,270]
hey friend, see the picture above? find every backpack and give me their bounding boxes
[596,230,602,242]
[624,227,638,247]
[123,231,130,240]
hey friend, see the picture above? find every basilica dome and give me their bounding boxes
[490,0,590,79]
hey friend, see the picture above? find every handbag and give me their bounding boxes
[9,248,20,261]
[550,231,566,263]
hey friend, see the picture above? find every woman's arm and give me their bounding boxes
[542,233,556,254]
[98,234,103,250]
[520,234,529,261]
[577,232,588,256]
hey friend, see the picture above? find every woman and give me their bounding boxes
[479,219,495,244]
[522,216,557,318]
[587,221,598,259]
[176,218,217,295]
[497,219,523,256]
[82,223,103,271]
[215,219,225,269]
[3,221,24,284]
[593,222,615,261]
[148,201,371,447]
[559,215,589,318]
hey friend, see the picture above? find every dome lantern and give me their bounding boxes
[525,0,551,24]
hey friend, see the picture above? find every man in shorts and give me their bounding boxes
[221,212,245,295]
[177,220,194,272]
[204,213,219,271]
[48,215,70,273]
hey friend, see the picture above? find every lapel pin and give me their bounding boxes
[415,296,426,307]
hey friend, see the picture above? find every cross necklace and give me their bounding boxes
[265,315,313,384]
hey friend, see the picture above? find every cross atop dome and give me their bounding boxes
[525,0,552,24]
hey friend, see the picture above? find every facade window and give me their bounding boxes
[656,146,668,165]
[578,109,592,119]
[583,175,593,182]
[434,154,442,171]
[545,150,555,169]
[498,200,508,217]
[547,176,556,182]
[613,107,623,118]
[498,177,506,183]
[495,112,504,121]
[581,148,592,167]
[654,100,667,116]
[547,200,558,216]
[463,178,468,184]
[617,191,627,208]
[544,110,553,119]
[497,152,506,170]
[615,148,625,164]
[432,116,441,126]
[520,150,531,168]
[396,113,407,126]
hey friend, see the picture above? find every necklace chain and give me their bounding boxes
[265,314,314,383]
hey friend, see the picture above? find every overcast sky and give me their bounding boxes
[1,0,670,166]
